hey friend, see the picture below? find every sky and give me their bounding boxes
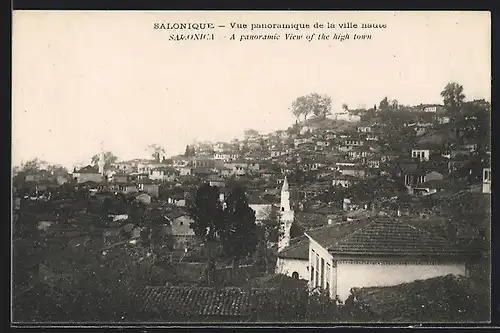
[12,11,491,169]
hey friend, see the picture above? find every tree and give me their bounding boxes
[291,93,332,121]
[342,103,349,112]
[220,185,258,279]
[148,144,165,162]
[290,222,304,239]
[18,158,47,173]
[441,82,466,119]
[91,151,118,169]
[187,183,224,285]
[184,145,195,157]
[390,99,399,111]
[379,97,389,111]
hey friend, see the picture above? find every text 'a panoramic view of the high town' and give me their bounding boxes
[12,83,491,323]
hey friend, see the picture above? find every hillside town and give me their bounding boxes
[12,84,491,323]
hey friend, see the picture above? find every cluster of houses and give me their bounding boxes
[16,100,490,308]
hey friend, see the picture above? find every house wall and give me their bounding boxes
[141,184,159,197]
[411,149,430,161]
[275,257,309,280]
[75,173,103,184]
[335,260,466,301]
[308,239,335,297]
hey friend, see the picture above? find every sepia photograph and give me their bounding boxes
[12,10,491,324]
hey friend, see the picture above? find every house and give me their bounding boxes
[207,175,225,188]
[178,166,192,177]
[344,139,364,148]
[112,173,129,183]
[413,179,448,196]
[340,165,366,179]
[166,213,197,250]
[137,180,159,198]
[224,161,247,176]
[72,165,103,184]
[149,167,179,182]
[331,175,358,188]
[483,168,491,194]
[357,126,372,133]
[305,217,468,301]
[422,104,445,113]
[411,147,431,161]
[348,147,372,160]
[275,236,309,280]
[332,110,361,123]
[435,115,451,124]
[109,182,139,195]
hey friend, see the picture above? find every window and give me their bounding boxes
[315,254,320,287]
[292,272,299,279]
[311,266,315,283]
[320,258,325,288]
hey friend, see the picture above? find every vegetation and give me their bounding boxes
[291,93,332,121]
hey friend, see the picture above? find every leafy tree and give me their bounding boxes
[291,93,332,121]
[220,186,258,277]
[187,183,224,285]
[441,82,466,119]
[379,97,389,111]
[91,151,118,170]
[342,103,349,112]
[289,222,304,239]
[148,144,165,162]
[184,145,196,157]
[390,99,399,111]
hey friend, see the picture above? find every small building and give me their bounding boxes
[72,165,103,184]
[275,236,309,280]
[332,175,358,188]
[411,148,431,161]
[137,180,159,198]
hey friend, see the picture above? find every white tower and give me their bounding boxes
[278,176,294,252]
[98,143,105,176]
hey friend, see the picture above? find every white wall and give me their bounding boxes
[308,239,335,296]
[335,261,466,301]
[275,257,309,280]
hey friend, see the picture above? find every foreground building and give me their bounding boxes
[305,217,468,301]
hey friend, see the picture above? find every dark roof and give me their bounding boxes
[352,274,488,322]
[129,286,270,317]
[277,236,309,260]
[75,165,99,174]
[306,217,465,257]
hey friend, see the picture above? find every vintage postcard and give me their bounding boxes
[12,10,491,325]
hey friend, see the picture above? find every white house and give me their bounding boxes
[305,217,468,301]
[331,175,357,188]
[483,168,491,194]
[411,149,431,161]
[332,110,361,123]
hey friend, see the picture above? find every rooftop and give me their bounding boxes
[277,235,309,260]
[352,274,488,322]
[129,286,272,318]
[306,217,466,257]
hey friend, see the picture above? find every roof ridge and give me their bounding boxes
[330,217,383,247]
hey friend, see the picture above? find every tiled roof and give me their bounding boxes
[75,165,99,174]
[352,274,488,322]
[336,218,464,256]
[305,219,372,250]
[277,235,309,260]
[129,286,271,317]
[306,218,465,257]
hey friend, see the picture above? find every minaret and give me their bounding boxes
[278,176,294,252]
[98,142,105,176]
